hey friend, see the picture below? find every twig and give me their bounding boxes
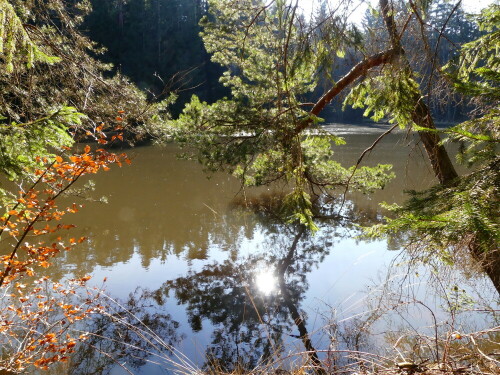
[338,123,399,213]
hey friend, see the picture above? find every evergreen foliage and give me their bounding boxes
[344,69,422,127]
[366,4,499,267]
[359,0,480,123]
[171,0,394,230]
[0,1,81,184]
[0,0,172,147]
[0,0,59,73]
[0,108,81,181]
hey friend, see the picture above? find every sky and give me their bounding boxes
[295,0,497,23]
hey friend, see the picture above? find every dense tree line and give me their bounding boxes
[81,0,479,122]
[83,0,226,113]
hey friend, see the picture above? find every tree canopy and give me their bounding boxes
[171,0,499,292]
[171,0,395,230]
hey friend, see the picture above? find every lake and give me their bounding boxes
[38,124,497,374]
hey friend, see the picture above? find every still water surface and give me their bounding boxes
[41,124,492,374]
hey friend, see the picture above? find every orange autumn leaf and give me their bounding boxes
[66,341,76,349]
[0,125,131,371]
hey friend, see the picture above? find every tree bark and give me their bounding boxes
[294,48,399,135]
[469,241,500,295]
[411,99,459,184]
[379,0,458,185]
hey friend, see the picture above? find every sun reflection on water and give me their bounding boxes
[254,268,278,296]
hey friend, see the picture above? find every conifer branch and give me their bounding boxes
[294,48,399,135]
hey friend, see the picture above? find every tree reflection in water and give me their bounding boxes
[66,289,184,375]
[62,196,395,374]
[148,196,366,372]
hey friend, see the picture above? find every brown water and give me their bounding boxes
[33,124,495,374]
[51,124,432,277]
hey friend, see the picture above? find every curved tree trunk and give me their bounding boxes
[294,48,399,135]
[470,241,500,295]
[297,0,499,294]
[411,98,459,185]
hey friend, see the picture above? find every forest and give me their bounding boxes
[0,0,498,374]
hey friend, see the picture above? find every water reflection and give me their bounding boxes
[61,208,360,373]
[60,289,183,375]
[47,131,430,281]
[133,203,356,373]
[37,130,454,373]
[254,267,278,296]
